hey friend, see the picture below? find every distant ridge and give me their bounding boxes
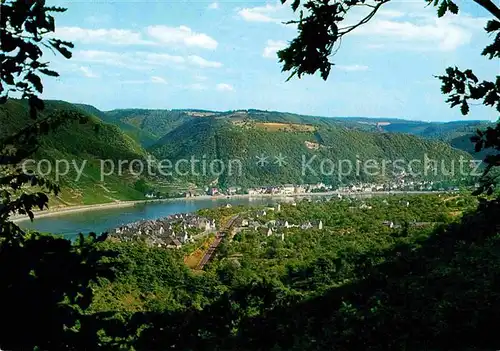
[150,116,473,188]
[1,99,150,206]
[72,102,493,159]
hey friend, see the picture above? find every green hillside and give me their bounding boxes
[74,104,158,147]
[100,108,194,145]
[241,110,494,159]
[7,100,482,195]
[73,104,494,158]
[1,100,151,206]
[417,121,495,160]
[151,117,474,188]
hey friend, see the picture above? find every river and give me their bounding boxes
[16,191,440,239]
[17,197,288,238]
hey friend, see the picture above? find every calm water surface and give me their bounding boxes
[18,192,420,238]
[18,197,285,238]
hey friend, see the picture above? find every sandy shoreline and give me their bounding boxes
[10,190,442,223]
[10,197,193,222]
[11,194,290,222]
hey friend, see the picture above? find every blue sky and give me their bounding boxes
[41,0,499,121]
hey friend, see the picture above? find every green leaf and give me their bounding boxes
[437,1,448,17]
[27,73,43,93]
[49,40,73,59]
[39,68,59,77]
[460,100,469,115]
[55,45,72,59]
[447,1,458,14]
[29,96,45,111]
[485,20,500,33]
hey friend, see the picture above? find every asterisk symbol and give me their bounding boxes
[274,153,287,166]
[255,154,268,167]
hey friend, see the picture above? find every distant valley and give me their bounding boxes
[1,99,491,206]
[76,104,493,151]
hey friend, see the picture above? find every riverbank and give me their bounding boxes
[10,198,191,222]
[11,190,446,223]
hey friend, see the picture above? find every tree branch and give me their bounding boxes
[473,0,500,21]
[340,0,390,35]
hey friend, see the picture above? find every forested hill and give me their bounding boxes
[0,100,150,205]
[75,106,196,147]
[1,99,482,200]
[74,104,492,158]
[150,117,473,188]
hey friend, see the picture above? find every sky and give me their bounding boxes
[40,0,499,122]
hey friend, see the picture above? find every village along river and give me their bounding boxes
[17,197,288,238]
[16,191,435,239]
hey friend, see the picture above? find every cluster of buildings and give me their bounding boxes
[183,186,243,197]
[241,218,324,241]
[232,204,324,242]
[110,213,217,249]
[247,183,332,196]
[336,180,453,192]
[382,220,442,229]
[183,180,460,199]
[167,179,465,199]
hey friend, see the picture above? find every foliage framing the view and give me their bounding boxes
[2,0,500,350]
[278,0,500,192]
[0,0,80,239]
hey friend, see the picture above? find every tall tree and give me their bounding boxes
[0,5,116,349]
[278,0,499,192]
[0,0,82,239]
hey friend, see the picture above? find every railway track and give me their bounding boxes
[195,215,239,270]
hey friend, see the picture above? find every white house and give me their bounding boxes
[181,232,189,243]
[301,222,313,230]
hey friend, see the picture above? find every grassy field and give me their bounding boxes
[184,236,216,269]
[253,122,316,132]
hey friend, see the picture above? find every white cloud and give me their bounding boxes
[56,27,149,45]
[238,2,286,23]
[84,15,111,24]
[75,50,127,66]
[75,50,222,70]
[119,76,167,85]
[366,43,385,49]
[378,9,405,18]
[355,18,469,51]
[56,25,218,50]
[79,66,99,78]
[146,25,218,49]
[188,55,222,68]
[120,79,150,85]
[336,64,369,72]
[349,3,488,51]
[140,53,185,65]
[263,40,287,59]
[208,2,219,10]
[151,76,167,84]
[216,83,234,92]
[187,83,207,90]
[194,75,208,81]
